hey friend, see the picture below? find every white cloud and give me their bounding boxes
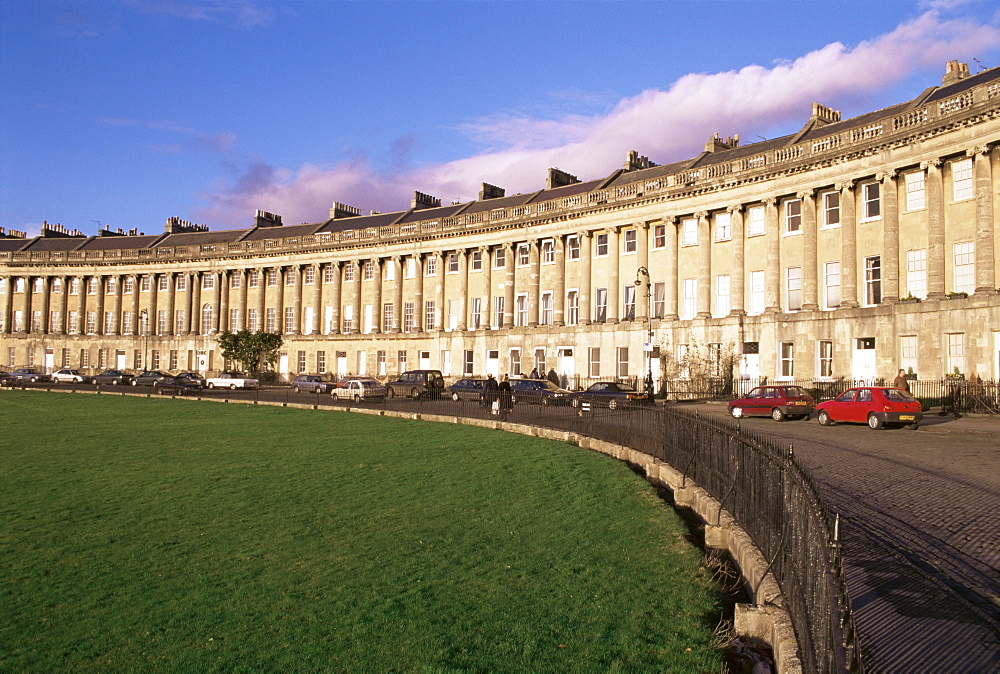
[194,9,1000,229]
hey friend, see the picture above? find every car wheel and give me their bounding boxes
[410,387,420,399]
[771,407,786,422]
[868,414,884,430]
[451,392,459,401]
[571,398,580,408]
[208,383,216,389]
[230,384,237,390]
[353,393,361,403]
[112,379,120,385]
[30,377,38,383]
[817,410,833,426]
[293,385,301,393]
[90,379,98,385]
[730,406,743,419]
[608,399,618,410]
[387,387,395,399]
[906,422,919,430]
[131,380,138,386]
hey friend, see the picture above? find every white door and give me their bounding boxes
[336,354,348,377]
[116,350,127,370]
[358,351,367,375]
[44,349,55,373]
[196,352,208,373]
[486,350,500,377]
[558,348,575,388]
[419,351,431,369]
[740,354,760,379]
[852,338,877,382]
[278,353,289,379]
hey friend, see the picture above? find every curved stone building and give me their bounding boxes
[2,61,999,386]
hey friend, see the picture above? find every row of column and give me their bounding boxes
[2,145,995,337]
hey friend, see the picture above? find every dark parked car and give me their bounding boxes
[816,387,923,430]
[175,372,205,388]
[570,381,646,410]
[728,385,815,421]
[448,377,487,402]
[509,378,573,405]
[385,369,445,399]
[132,370,171,386]
[90,369,133,385]
[291,374,330,394]
[152,375,202,395]
[8,367,51,384]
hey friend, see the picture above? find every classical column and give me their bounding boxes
[216,271,227,334]
[351,261,362,334]
[163,274,175,336]
[287,266,301,334]
[328,261,342,334]
[109,274,123,335]
[391,257,403,333]
[457,249,468,331]
[579,232,593,324]
[553,236,566,326]
[880,171,900,303]
[607,228,620,323]
[57,275,69,334]
[188,271,205,335]
[310,265,322,335]
[36,276,50,334]
[696,212,712,318]
[76,276,87,334]
[636,224,649,321]
[149,273,159,336]
[839,182,860,308]
[131,275,141,334]
[972,145,996,294]
[257,267,267,333]
[664,218,679,320]
[371,258,383,333]
[236,270,248,331]
[503,243,515,328]
[0,277,12,334]
[411,254,423,332]
[94,276,105,335]
[924,160,946,299]
[527,239,540,327]
[434,252,445,332]
[763,198,781,313]
[800,192,819,310]
[480,247,492,330]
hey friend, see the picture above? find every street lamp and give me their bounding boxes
[635,266,654,400]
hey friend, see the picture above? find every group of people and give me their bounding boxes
[483,373,513,418]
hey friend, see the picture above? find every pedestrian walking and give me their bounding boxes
[498,374,513,419]
[893,368,910,392]
[546,368,560,387]
[484,373,499,410]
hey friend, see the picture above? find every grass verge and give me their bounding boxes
[1,390,725,671]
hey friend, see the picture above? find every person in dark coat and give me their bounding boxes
[893,368,910,392]
[483,373,499,408]
[498,374,513,418]
[529,367,539,380]
[547,368,560,387]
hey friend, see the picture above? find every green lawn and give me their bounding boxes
[1,390,725,671]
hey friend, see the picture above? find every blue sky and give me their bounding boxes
[2,0,999,236]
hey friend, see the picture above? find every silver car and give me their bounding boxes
[331,377,386,402]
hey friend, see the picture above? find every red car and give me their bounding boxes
[728,385,815,421]
[815,387,923,430]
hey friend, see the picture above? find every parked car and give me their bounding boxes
[7,367,51,384]
[509,378,573,405]
[570,381,646,410]
[174,372,205,388]
[90,369,132,385]
[448,377,487,402]
[205,372,260,389]
[728,385,815,421]
[816,387,923,430]
[132,370,171,386]
[291,374,330,394]
[152,375,202,395]
[52,368,86,383]
[384,369,445,399]
[332,376,386,402]
[0,369,10,385]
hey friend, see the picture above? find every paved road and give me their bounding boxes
[12,383,1000,670]
[688,403,1000,673]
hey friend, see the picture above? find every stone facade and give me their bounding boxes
[2,63,999,385]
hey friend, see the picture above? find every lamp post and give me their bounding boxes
[635,266,654,400]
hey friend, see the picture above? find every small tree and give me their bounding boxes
[217,330,282,373]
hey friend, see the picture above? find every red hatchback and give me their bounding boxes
[728,385,815,421]
[815,387,923,430]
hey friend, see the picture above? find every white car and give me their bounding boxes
[331,376,386,402]
[52,368,86,383]
[205,372,260,390]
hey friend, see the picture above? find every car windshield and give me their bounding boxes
[883,388,916,402]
